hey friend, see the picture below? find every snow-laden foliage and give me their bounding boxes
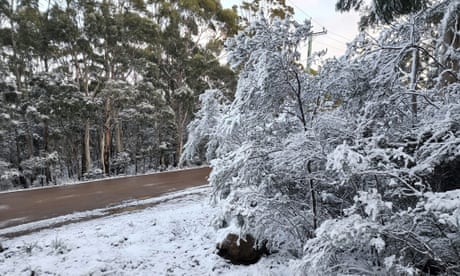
[184,1,460,274]
[181,89,229,164]
[295,2,460,274]
[185,16,320,253]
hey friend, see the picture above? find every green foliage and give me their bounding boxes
[0,0,238,186]
[336,0,430,27]
[217,8,239,35]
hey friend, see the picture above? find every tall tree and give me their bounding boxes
[335,0,429,27]
[0,0,238,186]
[183,15,316,252]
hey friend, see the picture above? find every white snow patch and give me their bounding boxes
[0,186,293,275]
[0,217,28,229]
[423,189,460,227]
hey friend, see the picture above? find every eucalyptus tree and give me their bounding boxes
[144,0,238,160]
[335,0,429,27]
[23,73,82,181]
[0,0,239,184]
[0,63,18,189]
[119,81,175,173]
[237,0,294,26]
[181,1,460,272]
[183,15,319,252]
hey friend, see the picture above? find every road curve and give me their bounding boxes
[0,167,211,230]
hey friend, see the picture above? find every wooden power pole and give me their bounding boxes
[306,27,327,73]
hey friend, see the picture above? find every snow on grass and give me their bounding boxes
[0,186,293,275]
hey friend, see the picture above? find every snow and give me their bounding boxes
[0,186,293,275]
[326,142,369,177]
[423,189,460,227]
[370,236,385,253]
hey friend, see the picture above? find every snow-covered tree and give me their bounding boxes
[184,15,328,253]
[295,1,460,274]
[184,1,460,272]
[181,88,229,164]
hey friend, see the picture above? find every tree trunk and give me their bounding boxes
[85,119,91,170]
[115,113,123,154]
[26,122,34,159]
[43,119,51,184]
[100,132,105,173]
[44,57,49,73]
[307,160,318,231]
[43,119,49,152]
[409,17,419,123]
[15,131,20,168]
[102,98,112,175]
[10,0,22,90]
[410,48,419,121]
[439,13,460,85]
[176,109,188,167]
[82,118,91,175]
[134,135,139,174]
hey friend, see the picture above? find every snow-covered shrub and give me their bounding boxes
[111,152,131,175]
[296,214,390,276]
[181,89,229,164]
[83,168,104,180]
[184,16,322,254]
[295,3,460,273]
[182,1,460,272]
[296,188,460,275]
[424,190,460,228]
[0,162,17,190]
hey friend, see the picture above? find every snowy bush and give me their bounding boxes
[294,2,460,274]
[183,1,460,273]
[184,15,322,254]
[111,152,131,175]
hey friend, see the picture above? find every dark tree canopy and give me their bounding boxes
[336,0,429,27]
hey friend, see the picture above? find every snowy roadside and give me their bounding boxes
[0,186,294,275]
[0,185,211,237]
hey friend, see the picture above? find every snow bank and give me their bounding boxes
[0,187,293,275]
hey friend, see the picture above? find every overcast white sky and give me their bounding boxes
[222,0,361,59]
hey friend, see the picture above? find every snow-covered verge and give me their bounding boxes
[0,184,210,235]
[0,186,293,275]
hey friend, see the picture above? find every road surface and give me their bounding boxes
[0,167,211,230]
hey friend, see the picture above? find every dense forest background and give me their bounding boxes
[0,0,245,189]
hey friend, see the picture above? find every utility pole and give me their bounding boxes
[306,27,327,73]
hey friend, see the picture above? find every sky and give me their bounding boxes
[222,0,361,60]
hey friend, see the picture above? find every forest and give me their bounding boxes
[1,0,460,274]
[0,0,240,189]
[183,0,460,274]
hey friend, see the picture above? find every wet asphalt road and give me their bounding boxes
[0,167,211,230]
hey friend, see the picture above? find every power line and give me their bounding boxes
[229,0,353,55]
[327,30,354,42]
[321,34,350,45]
[314,41,345,52]
[285,0,354,42]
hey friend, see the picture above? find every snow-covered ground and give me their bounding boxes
[0,186,293,275]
